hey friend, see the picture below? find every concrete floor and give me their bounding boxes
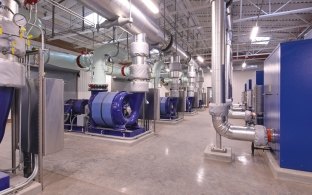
[1,111,312,194]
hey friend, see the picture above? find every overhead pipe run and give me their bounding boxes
[77,0,194,63]
[209,0,269,150]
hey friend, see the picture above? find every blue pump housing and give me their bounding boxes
[0,87,14,143]
[186,97,194,112]
[160,97,179,119]
[90,91,144,130]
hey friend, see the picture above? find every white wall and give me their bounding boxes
[232,70,256,104]
[203,72,212,89]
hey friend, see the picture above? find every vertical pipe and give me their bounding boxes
[211,0,225,105]
[11,90,17,174]
[52,5,55,38]
[211,0,226,149]
[82,6,85,31]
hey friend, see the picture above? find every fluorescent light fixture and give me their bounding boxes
[242,62,247,68]
[85,13,106,25]
[250,26,259,41]
[197,56,204,63]
[141,0,159,14]
[251,36,270,45]
[165,68,170,72]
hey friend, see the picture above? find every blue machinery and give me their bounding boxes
[0,87,14,191]
[186,97,194,112]
[264,39,312,172]
[160,97,179,119]
[65,91,146,138]
[0,87,14,143]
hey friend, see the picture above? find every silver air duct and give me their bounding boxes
[77,0,188,59]
[187,62,196,97]
[129,33,150,92]
[169,55,182,97]
[209,0,268,147]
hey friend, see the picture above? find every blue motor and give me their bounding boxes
[0,87,14,143]
[64,99,89,131]
[89,91,144,130]
[160,97,179,119]
[186,97,194,112]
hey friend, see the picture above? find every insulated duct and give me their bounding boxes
[187,62,196,97]
[169,55,182,97]
[225,6,233,100]
[77,0,189,59]
[209,0,267,146]
[151,60,165,88]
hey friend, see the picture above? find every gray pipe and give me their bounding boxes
[0,155,39,195]
[152,60,165,87]
[209,0,267,146]
[77,0,190,60]
[44,51,80,71]
[228,109,253,122]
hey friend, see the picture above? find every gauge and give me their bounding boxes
[13,14,27,27]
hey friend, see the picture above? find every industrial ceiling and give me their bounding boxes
[36,0,312,69]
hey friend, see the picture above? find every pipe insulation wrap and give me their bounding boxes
[209,103,267,146]
[151,60,165,87]
[77,0,187,57]
[45,51,80,71]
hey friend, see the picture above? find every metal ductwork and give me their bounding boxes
[77,0,189,59]
[209,0,268,147]
[169,55,182,97]
[187,62,196,97]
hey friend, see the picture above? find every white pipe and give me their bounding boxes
[44,51,81,71]
[151,60,165,88]
[209,0,268,146]
[0,155,39,195]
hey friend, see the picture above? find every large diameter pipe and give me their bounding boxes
[211,0,226,105]
[209,0,268,146]
[77,0,188,60]
[151,60,165,87]
[44,51,80,71]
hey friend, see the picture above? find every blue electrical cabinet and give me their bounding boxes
[264,39,312,172]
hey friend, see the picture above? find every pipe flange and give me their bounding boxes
[254,125,268,146]
[209,103,229,117]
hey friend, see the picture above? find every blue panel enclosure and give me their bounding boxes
[264,39,312,172]
[0,87,14,143]
[256,71,264,85]
[0,172,9,191]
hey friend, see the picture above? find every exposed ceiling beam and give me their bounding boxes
[233,7,312,23]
